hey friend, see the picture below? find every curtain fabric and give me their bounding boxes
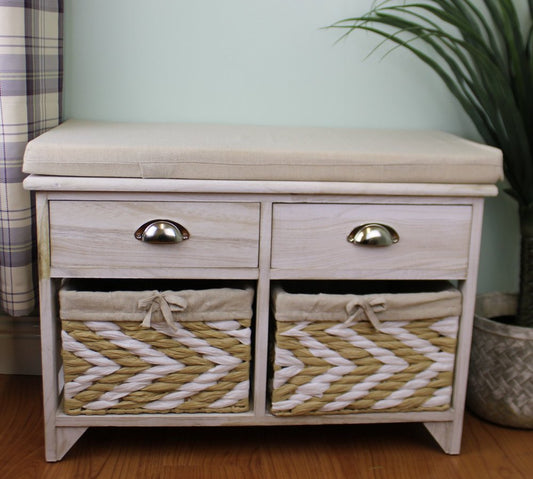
[0,0,62,316]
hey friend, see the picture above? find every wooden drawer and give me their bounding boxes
[49,201,260,271]
[271,203,472,279]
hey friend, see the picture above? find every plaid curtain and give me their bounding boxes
[0,0,62,316]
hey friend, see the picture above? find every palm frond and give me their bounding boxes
[328,0,533,209]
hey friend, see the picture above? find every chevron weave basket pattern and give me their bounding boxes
[270,283,461,416]
[59,283,254,415]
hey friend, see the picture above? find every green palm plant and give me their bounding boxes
[330,0,533,328]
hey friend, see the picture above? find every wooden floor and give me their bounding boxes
[1,374,531,479]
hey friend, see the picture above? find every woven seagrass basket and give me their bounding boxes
[467,292,533,428]
[59,280,254,415]
[270,281,462,416]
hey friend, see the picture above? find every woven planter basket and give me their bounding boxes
[467,292,533,428]
[59,280,254,415]
[270,281,461,416]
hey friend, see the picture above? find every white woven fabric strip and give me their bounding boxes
[429,316,459,338]
[208,380,250,409]
[422,385,452,408]
[273,346,304,389]
[62,330,121,398]
[206,320,251,345]
[319,323,409,412]
[272,322,356,412]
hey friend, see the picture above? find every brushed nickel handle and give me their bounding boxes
[134,219,190,244]
[347,223,399,247]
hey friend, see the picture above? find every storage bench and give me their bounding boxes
[22,120,503,461]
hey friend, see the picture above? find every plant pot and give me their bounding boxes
[467,292,533,428]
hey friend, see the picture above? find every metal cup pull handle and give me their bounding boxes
[347,223,399,247]
[134,219,190,244]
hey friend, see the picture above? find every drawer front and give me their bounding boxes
[50,201,260,270]
[271,203,472,279]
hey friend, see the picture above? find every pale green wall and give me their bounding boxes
[63,0,520,293]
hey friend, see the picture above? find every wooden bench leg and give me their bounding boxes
[423,420,463,455]
[45,426,88,462]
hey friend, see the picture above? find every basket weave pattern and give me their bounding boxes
[271,317,457,416]
[62,317,251,415]
[467,311,533,428]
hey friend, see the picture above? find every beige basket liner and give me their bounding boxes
[60,283,254,322]
[272,283,461,323]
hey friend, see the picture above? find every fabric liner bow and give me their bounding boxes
[138,292,188,329]
[345,297,387,331]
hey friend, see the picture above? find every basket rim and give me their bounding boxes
[473,314,533,341]
[59,283,255,322]
[271,282,461,323]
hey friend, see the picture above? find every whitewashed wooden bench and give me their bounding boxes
[23,120,502,461]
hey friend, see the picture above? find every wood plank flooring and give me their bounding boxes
[1,374,531,478]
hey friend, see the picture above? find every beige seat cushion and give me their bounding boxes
[23,119,503,184]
